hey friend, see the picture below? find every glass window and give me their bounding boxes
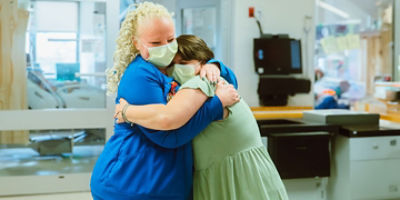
[0,128,105,177]
[182,7,217,52]
[314,0,394,108]
[23,0,107,110]
[0,0,114,196]
[36,33,77,64]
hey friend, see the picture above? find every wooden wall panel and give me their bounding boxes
[361,24,393,97]
[0,0,29,144]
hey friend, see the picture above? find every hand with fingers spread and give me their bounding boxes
[215,81,240,107]
[200,63,220,84]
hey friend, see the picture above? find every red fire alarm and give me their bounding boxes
[249,7,254,18]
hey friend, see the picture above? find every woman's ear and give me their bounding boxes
[133,37,139,50]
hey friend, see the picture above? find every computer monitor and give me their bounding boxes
[253,37,302,75]
[56,63,80,81]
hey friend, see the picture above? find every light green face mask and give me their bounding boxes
[167,64,196,84]
[146,40,178,68]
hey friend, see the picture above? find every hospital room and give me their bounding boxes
[0,0,399,199]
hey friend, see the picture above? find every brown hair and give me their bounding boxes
[176,35,214,64]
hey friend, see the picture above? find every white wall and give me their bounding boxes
[228,0,316,106]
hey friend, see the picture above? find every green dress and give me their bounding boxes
[180,76,289,200]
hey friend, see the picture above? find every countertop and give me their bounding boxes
[251,106,312,119]
[252,107,400,137]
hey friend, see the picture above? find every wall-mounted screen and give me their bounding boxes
[253,37,302,75]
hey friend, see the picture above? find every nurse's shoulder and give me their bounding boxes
[121,55,164,84]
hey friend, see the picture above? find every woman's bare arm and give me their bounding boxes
[121,88,207,130]
[115,81,237,130]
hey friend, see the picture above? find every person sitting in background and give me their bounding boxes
[315,80,350,109]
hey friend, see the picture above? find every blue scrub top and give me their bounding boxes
[91,55,237,200]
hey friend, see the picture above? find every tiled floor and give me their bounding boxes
[0,192,92,200]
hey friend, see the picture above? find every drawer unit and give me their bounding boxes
[257,119,338,180]
[329,134,400,200]
[349,136,400,161]
[267,131,331,179]
[350,159,400,199]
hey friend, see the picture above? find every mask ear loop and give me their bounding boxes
[135,38,151,60]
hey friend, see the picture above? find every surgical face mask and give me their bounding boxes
[167,63,196,84]
[145,40,178,68]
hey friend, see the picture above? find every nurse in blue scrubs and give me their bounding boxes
[90,2,238,200]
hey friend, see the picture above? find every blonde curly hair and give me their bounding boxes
[106,2,173,95]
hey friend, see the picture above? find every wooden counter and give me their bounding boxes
[251,106,313,120]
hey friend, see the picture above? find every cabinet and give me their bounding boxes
[328,134,400,200]
[257,119,338,200]
[261,136,328,200]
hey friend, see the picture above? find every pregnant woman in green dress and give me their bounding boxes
[115,35,289,200]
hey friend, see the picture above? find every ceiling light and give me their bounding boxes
[318,0,350,19]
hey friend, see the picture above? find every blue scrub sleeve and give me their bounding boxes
[119,64,224,149]
[118,64,166,105]
[208,59,238,89]
[315,95,338,109]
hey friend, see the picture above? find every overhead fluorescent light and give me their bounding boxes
[318,0,350,19]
